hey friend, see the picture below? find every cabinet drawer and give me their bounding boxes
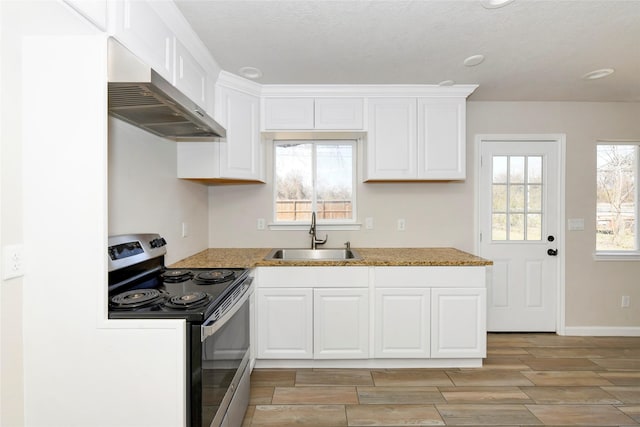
[257,266,369,287]
[374,266,485,288]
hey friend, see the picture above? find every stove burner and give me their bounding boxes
[161,270,193,283]
[165,292,211,309]
[195,270,235,284]
[110,289,168,310]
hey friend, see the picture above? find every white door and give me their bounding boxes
[374,288,430,358]
[314,288,369,359]
[257,288,313,359]
[431,288,486,358]
[478,137,563,332]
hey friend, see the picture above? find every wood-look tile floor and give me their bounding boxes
[242,333,640,426]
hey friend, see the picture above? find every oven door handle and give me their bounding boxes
[201,277,253,342]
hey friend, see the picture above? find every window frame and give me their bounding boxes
[271,139,358,229]
[594,141,640,261]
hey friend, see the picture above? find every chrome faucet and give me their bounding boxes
[309,211,328,249]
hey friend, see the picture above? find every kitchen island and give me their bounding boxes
[172,247,492,368]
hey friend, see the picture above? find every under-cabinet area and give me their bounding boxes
[254,265,487,369]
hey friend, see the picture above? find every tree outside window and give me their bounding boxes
[596,144,638,251]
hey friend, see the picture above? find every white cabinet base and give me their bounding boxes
[255,358,483,369]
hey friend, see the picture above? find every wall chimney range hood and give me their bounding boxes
[107,38,226,141]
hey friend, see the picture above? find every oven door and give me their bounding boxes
[197,278,252,427]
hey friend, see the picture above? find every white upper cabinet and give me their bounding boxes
[262,97,364,130]
[314,98,364,130]
[177,73,264,183]
[418,98,466,180]
[174,39,207,109]
[110,0,173,81]
[217,83,263,181]
[365,98,417,180]
[110,0,213,111]
[365,96,469,181]
[263,98,315,129]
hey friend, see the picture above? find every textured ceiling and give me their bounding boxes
[175,0,640,101]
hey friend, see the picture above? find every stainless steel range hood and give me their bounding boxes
[108,39,226,141]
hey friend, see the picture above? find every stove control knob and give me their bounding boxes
[150,237,166,248]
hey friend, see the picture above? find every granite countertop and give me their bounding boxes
[170,247,492,269]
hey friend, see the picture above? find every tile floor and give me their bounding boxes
[242,333,640,426]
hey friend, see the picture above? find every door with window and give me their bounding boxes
[478,137,562,331]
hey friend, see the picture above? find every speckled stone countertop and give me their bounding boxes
[170,247,492,268]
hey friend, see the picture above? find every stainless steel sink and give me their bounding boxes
[264,248,362,261]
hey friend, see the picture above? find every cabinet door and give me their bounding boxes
[365,98,417,181]
[174,39,208,109]
[431,288,486,358]
[257,288,313,359]
[263,98,314,129]
[314,289,369,359]
[417,98,466,180]
[218,86,263,181]
[374,288,430,358]
[111,0,173,81]
[314,98,364,130]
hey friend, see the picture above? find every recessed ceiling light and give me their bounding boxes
[238,66,262,79]
[581,68,615,80]
[481,0,515,9]
[438,80,455,86]
[464,55,485,67]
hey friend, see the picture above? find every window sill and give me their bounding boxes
[269,223,362,231]
[593,251,640,261]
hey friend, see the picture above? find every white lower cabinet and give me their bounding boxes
[314,288,369,359]
[374,288,430,358]
[256,266,487,365]
[256,287,369,360]
[431,287,487,358]
[256,288,313,359]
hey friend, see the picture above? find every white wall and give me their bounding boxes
[207,101,640,330]
[468,102,640,330]
[108,118,209,264]
[1,2,190,426]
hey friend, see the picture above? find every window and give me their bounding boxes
[491,155,543,241]
[596,143,638,253]
[274,140,356,223]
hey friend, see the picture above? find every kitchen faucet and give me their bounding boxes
[309,211,328,249]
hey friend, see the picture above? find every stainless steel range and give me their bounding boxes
[108,234,252,427]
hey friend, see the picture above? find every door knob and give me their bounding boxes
[547,249,558,256]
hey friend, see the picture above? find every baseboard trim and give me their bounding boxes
[562,326,640,337]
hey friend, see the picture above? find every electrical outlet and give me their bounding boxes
[365,217,374,230]
[397,218,406,231]
[621,295,630,308]
[181,222,189,238]
[257,218,266,230]
[3,244,24,280]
